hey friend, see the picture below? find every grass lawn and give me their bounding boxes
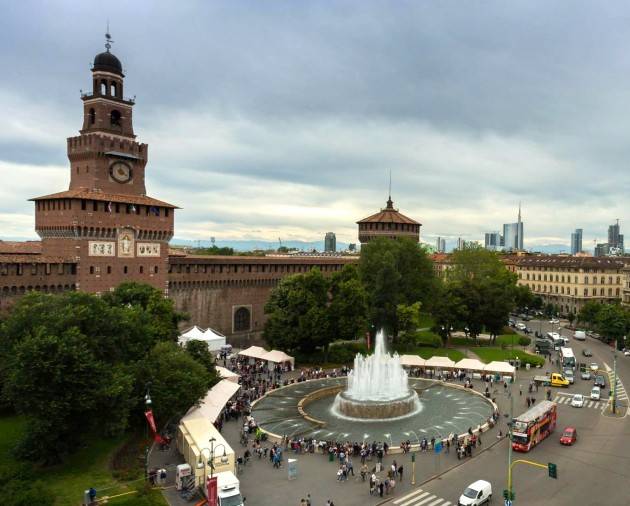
[448,335,531,348]
[473,347,544,367]
[0,416,167,506]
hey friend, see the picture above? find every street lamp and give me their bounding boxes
[197,438,229,484]
[144,384,152,479]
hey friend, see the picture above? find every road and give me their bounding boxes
[387,318,630,505]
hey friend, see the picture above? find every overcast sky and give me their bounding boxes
[2,1,630,250]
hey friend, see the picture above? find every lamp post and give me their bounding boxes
[506,355,516,502]
[144,385,152,480]
[198,438,229,484]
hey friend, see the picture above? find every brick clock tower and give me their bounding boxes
[31,34,176,294]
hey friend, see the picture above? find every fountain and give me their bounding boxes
[333,330,421,419]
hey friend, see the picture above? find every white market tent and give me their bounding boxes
[182,379,241,424]
[483,361,516,376]
[238,345,268,360]
[400,355,426,367]
[177,326,226,352]
[216,366,239,383]
[424,356,456,369]
[454,358,486,371]
[261,349,295,368]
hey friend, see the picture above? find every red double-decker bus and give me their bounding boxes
[511,400,557,452]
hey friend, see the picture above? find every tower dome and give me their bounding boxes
[93,50,123,75]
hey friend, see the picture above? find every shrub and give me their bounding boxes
[518,336,531,346]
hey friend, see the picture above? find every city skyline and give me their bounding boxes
[3,2,630,249]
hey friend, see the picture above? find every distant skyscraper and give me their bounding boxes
[607,220,624,254]
[484,232,501,251]
[456,237,471,250]
[324,232,336,252]
[436,237,446,253]
[502,203,524,251]
[570,228,583,255]
[594,243,610,257]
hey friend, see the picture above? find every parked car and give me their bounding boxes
[549,318,560,324]
[458,480,492,506]
[582,349,593,357]
[591,386,601,400]
[624,349,630,357]
[589,362,599,372]
[574,330,586,341]
[580,370,592,380]
[570,394,584,407]
[508,319,516,327]
[516,323,527,331]
[594,375,606,388]
[560,426,577,445]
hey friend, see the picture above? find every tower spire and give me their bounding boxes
[105,22,114,52]
[386,170,393,209]
[518,201,521,223]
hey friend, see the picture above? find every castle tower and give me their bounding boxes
[31,34,176,294]
[356,196,421,245]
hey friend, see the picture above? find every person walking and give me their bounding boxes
[398,464,404,482]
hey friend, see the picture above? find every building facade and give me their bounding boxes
[570,228,583,255]
[324,232,337,252]
[484,232,502,251]
[513,256,625,315]
[435,237,446,253]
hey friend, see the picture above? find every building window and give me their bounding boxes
[154,266,159,274]
[110,110,121,126]
[123,266,128,274]
[89,266,94,274]
[89,108,95,124]
[584,276,589,284]
[234,307,251,332]
[139,266,144,274]
[93,201,98,212]
[107,266,111,274]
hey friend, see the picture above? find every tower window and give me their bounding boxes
[89,108,95,125]
[107,266,111,274]
[93,201,98,212]
[139,266,144,274]
[123,266,128,274]
[81,200,86,210]
[110,82,117,97]
[100,80,107,95]
[154,266,159,274]
[110,110,121,126]
[89,266,94,274]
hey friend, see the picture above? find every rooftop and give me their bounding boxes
[30,189,179,208]
[357,197,420,225]
[0,241,42,255]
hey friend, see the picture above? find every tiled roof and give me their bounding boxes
[0,241,42,255]
[357,198,420,225]
[169,255,359,265]
[514,255,626,269]
[30,189,179,208]
[0,254,74,264]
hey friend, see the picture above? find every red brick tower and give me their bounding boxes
[31,33,177,294]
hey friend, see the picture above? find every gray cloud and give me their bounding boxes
[2,1,630,248]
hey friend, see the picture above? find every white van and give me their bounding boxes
[574,330,586,341]
[458,480,492,506]
[591,386,601,400]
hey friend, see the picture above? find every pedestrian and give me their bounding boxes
[300,499,307,506]
[398,464,403,481]
[379,481,385,497]
[306,494,311,506]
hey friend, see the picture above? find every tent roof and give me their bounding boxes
[261,350,294,363]
[483,361,516,374]
[180,325,206,341]
[238,346,268,359]
[182,379,241,424]
[454,358,486,370]
[424,356,455,368]
[216,366,239,380]
[400,354,425,367]
[203,327,226,341]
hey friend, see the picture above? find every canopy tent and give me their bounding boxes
[454,358,486,371]
[182,379,241,425]
[238,345,268,360]
[261,349,295,368]
[424,356,456,369]
[483,361,516,375]
[400,354,426,367]
[216,366,239,383]
[177,326,226,351]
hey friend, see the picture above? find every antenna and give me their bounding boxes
[105,22,114,52]
[388,169,392,200]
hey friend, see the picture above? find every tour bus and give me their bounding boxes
[511,400,557,452]
[560,347,576,370]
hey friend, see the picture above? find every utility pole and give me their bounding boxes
[612,337,619,414]
[506,360,515,501]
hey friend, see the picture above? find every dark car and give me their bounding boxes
[594,375,606,388]
[582,349,593,357]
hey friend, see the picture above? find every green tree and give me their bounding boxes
[578,301,603,327]
[185,340,220,387]
[514,285,534,310]
[359,238,436,336]
[595,304,629,346]
[328,265,368,343]
[432,284,469,346]
[138,342,211,425]
[397,302,423,335]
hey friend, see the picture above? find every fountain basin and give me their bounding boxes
[334,390,420,419]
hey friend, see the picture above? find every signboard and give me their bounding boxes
[88,241,115,256]
[137,242,160,257]
[206,476,218,506]
[288,458,298,480]
[117,228,135,258]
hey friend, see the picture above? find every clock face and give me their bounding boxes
[110,161,132,183]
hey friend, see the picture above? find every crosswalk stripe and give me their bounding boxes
[426,498,446,506]
[393,488,425,504]
[399,492,430,506]
[587,401,593,408]
[415,495,438,505]
[594,402,600,408]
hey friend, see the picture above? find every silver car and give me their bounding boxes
[580,370,591,380]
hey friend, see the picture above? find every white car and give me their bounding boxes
[570,394,584,408]
[589,362,599,372]
[515,323,527,330]
[591,386,601,400]
[549,318,560,324]
[624,349,630,357]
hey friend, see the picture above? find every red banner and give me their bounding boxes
[145,410,158,435]
[207,476,218,506]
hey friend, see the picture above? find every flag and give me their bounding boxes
[144,410,158,435]
[107,201,112,213]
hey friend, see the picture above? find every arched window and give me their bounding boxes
[110,110,121,126]
[234,307,251,332]
[100,80,108,95]
[111,82,117,97]
[89,108,95,124]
